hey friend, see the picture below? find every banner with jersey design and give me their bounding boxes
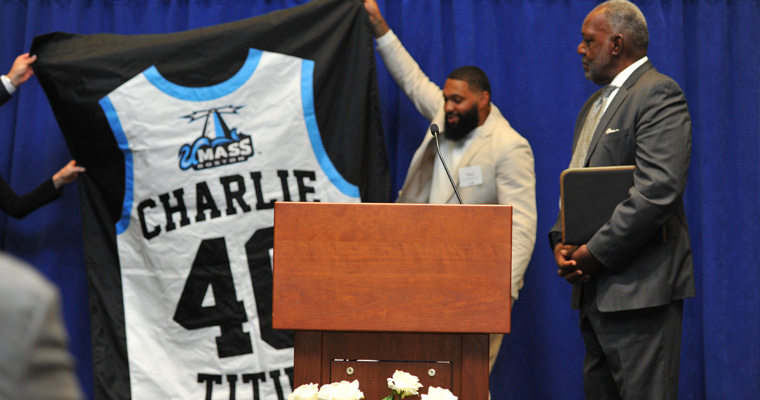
[30,0,390,398]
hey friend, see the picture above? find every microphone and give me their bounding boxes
[430,124,463,204]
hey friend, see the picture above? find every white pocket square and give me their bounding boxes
[605,128,620,134]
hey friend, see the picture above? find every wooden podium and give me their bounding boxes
[272,202,512,399]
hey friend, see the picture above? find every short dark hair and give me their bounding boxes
[447,66,491,96]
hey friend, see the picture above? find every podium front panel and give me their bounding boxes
[273,202,512,334]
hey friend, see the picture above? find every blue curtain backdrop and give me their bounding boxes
[0,1,757,399]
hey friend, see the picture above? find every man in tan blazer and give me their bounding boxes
[364,0,537,373]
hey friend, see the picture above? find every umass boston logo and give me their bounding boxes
[178,105,253,170]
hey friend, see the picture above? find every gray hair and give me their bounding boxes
[595,0,649,56]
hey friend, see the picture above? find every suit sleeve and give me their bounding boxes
[0,176,63,219]
[587,78,691,270]
[0,83,11,106]
[496,136,537,300]
[375,30,444,121]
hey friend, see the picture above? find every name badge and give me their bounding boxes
[458,165,483,188]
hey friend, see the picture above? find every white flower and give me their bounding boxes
[387,370,423,397]
[317,380,364,400]
[421,387,458,400]
[289,383,319,400]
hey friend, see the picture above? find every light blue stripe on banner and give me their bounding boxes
[144,48,262,101]
[301,59,360,198]
[98,96,134,234]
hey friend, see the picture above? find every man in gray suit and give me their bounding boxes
[550,1,694,399]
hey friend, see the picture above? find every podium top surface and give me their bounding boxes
[272,202,512,334]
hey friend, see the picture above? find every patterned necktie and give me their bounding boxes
[569,86,614,168]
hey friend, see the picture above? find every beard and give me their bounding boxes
[444,104,479,141]
[584,50,612,83]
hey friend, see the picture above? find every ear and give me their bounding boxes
[611,33,624,56]
[479,90,491,108]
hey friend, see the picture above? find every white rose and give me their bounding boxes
[387,370,423,397]
[289,383,319,400]
[421,387,458,400]
[317,380,364,400]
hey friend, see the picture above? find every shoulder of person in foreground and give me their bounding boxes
[0,253,84,400]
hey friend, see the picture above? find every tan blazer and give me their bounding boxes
[375,30,537,300]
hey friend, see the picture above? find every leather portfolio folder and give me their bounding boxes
[560,165,635,245]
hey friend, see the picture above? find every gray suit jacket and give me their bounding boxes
[0,253,83,400]
[551,61,695,312]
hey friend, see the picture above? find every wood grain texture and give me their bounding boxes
[293,332,322,386]
[272,202,512,334]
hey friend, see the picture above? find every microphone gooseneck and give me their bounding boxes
[429,124,463,204]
